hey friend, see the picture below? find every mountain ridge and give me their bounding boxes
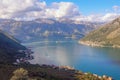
[79,16,120,48]
[0,18,103,42]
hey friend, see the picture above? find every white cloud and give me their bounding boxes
[0,0,46,19]
[0,0,120,22]
[72,5,120,22]
[101,13,119,22]
[0,0,80,20]
[113,5,120,12]
[73,13,120,23]
[46,2,80,18]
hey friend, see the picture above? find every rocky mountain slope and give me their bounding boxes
[0,30,26,63]
[80,17,120,48]
[0,18,102,42]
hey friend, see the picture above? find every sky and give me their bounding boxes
[46,0,120,15]
[0,0,120,22]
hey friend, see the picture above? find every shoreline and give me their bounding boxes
[79,40,120,48]
[31,64,113,80]
[18,41,114,80]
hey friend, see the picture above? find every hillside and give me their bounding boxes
[0,30,113,80]
[0,18,102,42]
[80,17,120,48]
[0,64,113,80]
[0,30,26,63]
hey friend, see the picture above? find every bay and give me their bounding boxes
[23,40,120,80]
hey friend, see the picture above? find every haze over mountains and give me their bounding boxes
[80,16,120,48]
[0,18,103,42]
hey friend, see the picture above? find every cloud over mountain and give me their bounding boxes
[73,13,120,22]
[0,0,80,20]
[45,2,80,18]
[0,0,120,22]
[0,0,46,19]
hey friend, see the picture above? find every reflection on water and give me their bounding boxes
[31,45,69,65]
[23,40,120,80]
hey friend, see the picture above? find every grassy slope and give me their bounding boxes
[80,17,120,47]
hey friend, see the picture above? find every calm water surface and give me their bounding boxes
[23,40,120,80]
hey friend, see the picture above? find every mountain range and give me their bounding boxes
[80,17,120,48]
[0,18,103,42]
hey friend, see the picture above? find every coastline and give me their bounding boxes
[78,40,104,47]
[20,41,114,80]
[78,40,120,48]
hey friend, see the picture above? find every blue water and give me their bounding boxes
[23,40,120,80]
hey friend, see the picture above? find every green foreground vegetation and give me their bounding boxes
[0,63,112,80]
